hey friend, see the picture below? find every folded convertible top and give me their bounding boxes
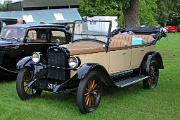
[112,27,160,36]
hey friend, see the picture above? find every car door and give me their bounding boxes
[108,35,132,73]
[130,46,146,69]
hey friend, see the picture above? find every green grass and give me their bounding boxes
[0,33,180,120]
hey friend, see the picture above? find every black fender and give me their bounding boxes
[76,63,113,86]
[16,56,34,70]
[141,51,164,74]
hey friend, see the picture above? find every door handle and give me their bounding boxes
[140,50,145,52]
[122,52,127,55]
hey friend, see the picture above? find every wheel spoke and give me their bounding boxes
[85,88,90,92]
[86,97,90,106]
[91,80,95,89]
[84,92,89,96]
[92,84,97,90]
[85,94,89,101]
[88,96,92,107]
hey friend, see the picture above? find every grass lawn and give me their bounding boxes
[0,33,180,120]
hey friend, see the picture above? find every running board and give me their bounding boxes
[114,75,149,88]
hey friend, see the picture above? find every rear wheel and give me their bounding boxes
[143,61,159,89]
[16,68,42,100]
[76,71,103,114]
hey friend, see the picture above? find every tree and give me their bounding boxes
[0,4,7,11]
[79,0,140,27]
[156,0,180,26]
[79,0,158,27]
[121,0,140,27]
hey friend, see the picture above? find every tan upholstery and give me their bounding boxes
[109,34,154,51]
[65,41,105,55]
[109,35,132,50]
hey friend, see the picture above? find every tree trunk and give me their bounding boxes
[123,0,140,28]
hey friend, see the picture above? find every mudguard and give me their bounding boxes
[141,51,164,74]
[76,63,113,86]
[16,56,34,70]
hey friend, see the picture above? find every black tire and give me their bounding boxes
[76,71,103,114]
[143,61,159,89]
[16,68,42,100]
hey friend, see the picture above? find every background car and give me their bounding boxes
[0,24,71,77]
[165,26,177,32]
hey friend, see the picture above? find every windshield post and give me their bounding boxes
[71,21,76,43]
[105,21,112,52]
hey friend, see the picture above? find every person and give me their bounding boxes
[16,19,26,24]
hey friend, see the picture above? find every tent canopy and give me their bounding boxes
[0,8,81,24]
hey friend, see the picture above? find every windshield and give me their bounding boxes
[1,27,25,41]
[73,20,111,43]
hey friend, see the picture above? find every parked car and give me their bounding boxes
[165,26,177,32]
[16,20,166,114]
[0,24,71,77]
[177,26,180,32]
[0,18,18,33]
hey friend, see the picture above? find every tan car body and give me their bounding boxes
[65,34,155,76]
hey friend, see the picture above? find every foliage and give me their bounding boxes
[157,0,180,26]
[79,0,121,17]
[0,4,7,11]
[79,0,158,27]
[79,0,124,26]
[139,0,158,26]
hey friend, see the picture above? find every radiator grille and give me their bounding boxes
[47,47,69,81]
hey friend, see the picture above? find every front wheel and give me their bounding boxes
[76,71,103,114]
[16,68,42,100]
[143,61,159,89]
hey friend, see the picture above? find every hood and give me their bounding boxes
[64,41,106,55]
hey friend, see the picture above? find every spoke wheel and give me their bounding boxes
[77,71,103,114]
[143,61,159,89]
[16,68,42,100]
[84,80,98,107]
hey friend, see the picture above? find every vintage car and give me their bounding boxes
[0,24,71,77]
[16,20,166,114]
[165,26,177,33]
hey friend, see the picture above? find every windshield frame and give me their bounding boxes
[72,20,112,44]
